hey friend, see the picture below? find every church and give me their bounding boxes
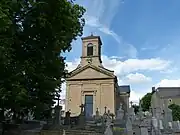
[65,35,131,117]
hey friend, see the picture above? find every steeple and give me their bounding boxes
[80,34,102,66]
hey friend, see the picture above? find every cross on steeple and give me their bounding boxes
[91,32,94,36]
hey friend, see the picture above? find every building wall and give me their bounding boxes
[161,97,180,106]
[66,79,115,116]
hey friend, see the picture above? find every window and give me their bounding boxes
[87,43,93,56]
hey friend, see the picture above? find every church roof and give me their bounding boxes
[81,35,102,45]
[66,64,116,80]
[98,65,114,73]
[118,85,131,94]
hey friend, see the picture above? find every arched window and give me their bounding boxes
[87,43,93,56]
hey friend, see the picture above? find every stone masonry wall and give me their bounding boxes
[20,130,103,135]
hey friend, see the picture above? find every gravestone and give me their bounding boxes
[78,104,86,129]
[64,111,71,126]
[116,103,124,120]
[53,93,62,126]
[159,120,164,130]
[140,127,148,135]
[162,99,173,131]
[113,103,126,135]
[104,114,113,135]
[103,106,108,122]
[126,115,133,135]
[94,108,101,124]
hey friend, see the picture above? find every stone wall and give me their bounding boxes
[14,130,103,135]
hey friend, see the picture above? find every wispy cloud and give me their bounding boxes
[77,0,137,58]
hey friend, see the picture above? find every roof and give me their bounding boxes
[98,65,114,73]
[156,87,180,98]
[66,64,116,80]
[118,85,131,93]
[81,35,102,45]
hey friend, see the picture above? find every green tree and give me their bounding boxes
[141,92,152,112]
[132,105,139,114]
[0,0,85,121]
[169,104,180,121]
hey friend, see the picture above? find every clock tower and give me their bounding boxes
[80,34,102,66]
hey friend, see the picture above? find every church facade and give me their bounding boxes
[65,35,130,117]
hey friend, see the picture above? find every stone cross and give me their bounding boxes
[79,104,85,113]
[96,108,99,115]
[104,106,107,114]
[54,92,61,106]
[130,101,133,108]
[116,103,124,120]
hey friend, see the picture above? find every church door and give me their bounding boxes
[85,95,93,118]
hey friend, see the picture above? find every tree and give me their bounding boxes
[132,105,139,114]
[141,92,152,112]
[169,104,180,121]
[0,0,85,121]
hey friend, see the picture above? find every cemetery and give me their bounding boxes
[1,86,180,135]
[1,1,180,134]
[1,35,180,135]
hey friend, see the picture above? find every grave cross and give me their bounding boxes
[54,92,61,106]
[104,106,107,113]
[79,104,85,113]
[130,101,133,107]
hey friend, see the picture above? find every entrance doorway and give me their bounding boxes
[85,95,93,118]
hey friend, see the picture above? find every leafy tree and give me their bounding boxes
[141,92,152,112]
[169,104,180,121]
[0,0,85,121]
[132,104,139,114]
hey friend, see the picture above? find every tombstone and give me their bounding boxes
[104,115,113,135]
[126,116,133,135]
[152,117,158,129]
[64,111,71,125]
[78,104,86,129]
[116,103,124,120]
[54,93,62,126]
[140,127,148,135]
[172,121,180,132]
[159,120,164,130]
[103,106,108,122]
[94,108,101,124]
[162,99,173,130]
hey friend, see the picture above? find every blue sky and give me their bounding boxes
[63,0,180,103]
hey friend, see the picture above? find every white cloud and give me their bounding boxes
[155,79,180,87]
[78,0,138,58]
[130,90,146,104]
[61,55,171,104]
[125,73,152,84]
[102,55,171,76]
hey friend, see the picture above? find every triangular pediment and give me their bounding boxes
[67,64,115,80]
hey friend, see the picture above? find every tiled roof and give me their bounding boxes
[157,87,180,98]
[118,85,131,93]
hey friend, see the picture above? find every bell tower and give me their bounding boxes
[80,34,102,66]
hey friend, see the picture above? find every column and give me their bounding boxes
[65,84,70,112]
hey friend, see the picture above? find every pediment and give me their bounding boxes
[67,65,115,80]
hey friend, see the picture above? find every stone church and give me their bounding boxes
[65,35,131,117]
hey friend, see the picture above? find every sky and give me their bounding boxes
[61,0,180,104]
